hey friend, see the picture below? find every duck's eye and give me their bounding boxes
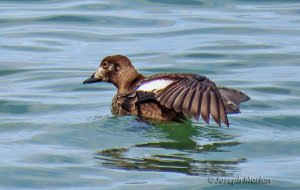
[102,62,108,68]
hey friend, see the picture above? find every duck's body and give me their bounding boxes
[84,55,250,127]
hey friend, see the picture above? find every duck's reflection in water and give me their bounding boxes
[94,119,246,176]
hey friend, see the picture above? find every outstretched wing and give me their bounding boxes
[136,74,229,127]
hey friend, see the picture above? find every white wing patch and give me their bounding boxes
[137,79,175,92]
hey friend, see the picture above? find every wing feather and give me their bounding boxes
[200,88,211,124]
[210,90,220,126]
[157,82,180,102]
[218,95,229,127]
[173,87,189,112]
[180,78,191,86]
[159,84,181,105]
[182,88,196,117]
[121,94,138,111]
[185,79,195,87]
[137,74,230,127]
[165,87,184,109]
[191,89,202,120]
[190,80,199,89]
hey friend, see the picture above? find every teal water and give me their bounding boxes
[1,0,300,189]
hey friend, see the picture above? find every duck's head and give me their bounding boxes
[83,55,140,92]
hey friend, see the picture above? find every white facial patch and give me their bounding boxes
[97,67,103,73]
[108,64,114,71]
[94,67,104,78]
[137,79,174,92]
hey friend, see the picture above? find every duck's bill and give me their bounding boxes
[83,73,102,84]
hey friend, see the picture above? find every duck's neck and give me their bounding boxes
[117,74,145,94]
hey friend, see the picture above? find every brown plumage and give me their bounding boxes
[83,55,250,127]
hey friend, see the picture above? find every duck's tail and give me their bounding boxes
[217,86,250,114]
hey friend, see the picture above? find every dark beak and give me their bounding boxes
[83,73,102,84]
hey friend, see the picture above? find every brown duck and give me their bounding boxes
[83,55,250,127]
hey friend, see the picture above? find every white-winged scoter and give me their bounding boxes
[83,55,250,127]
